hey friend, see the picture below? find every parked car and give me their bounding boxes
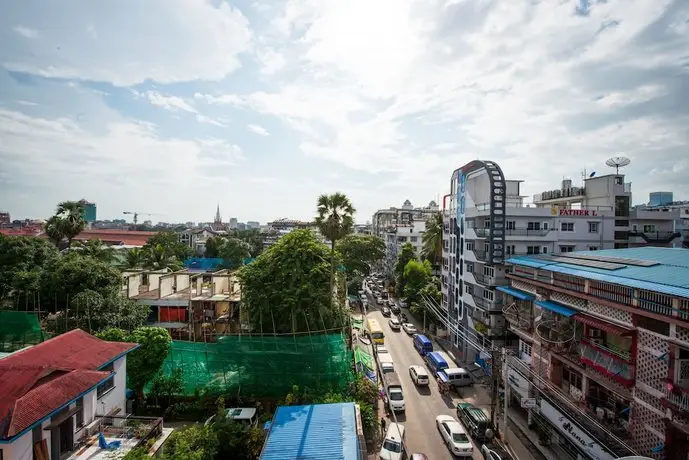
[408,365,429,386]
[390,303,401,314]
[376,344,389,354]
[389,318,401,331]
[410,454,429,460]
[380,423,405,460]
[205,407,258,426]
[436,415,474,457]
[382,306,391,317]
[456,402,493,441]
[402,323,417,334]
[377,296,384,305]
[381,361,395,374]
[481,443,512,460]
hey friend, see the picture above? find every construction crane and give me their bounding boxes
[123,211,154,226]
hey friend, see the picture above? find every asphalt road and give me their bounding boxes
[368,304,489,460]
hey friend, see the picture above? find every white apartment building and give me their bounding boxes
[442,159,675,367]
[372,200,439,276]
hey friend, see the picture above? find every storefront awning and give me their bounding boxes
[496,286,535,301]
[574,314,633,336]
[535,300,577,317]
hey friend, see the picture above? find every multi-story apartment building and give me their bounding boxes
[263,218,322,248]
[372,200,439,276]
[353,223,372,235]
[502,247,689,460]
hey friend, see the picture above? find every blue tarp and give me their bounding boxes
[535,300,577,317]
[496,286,535,301]
[183,257,255,271]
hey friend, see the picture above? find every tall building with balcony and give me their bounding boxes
[502,247,689,460]
[442,161,620,367]
[372,200,439,276]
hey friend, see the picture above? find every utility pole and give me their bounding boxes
[489,347,503,431]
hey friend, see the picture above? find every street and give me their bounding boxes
[367,304,494,460]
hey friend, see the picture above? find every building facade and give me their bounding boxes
[78,199,97,223]
[502,247,689,460]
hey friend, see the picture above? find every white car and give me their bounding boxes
[377,296,384,305]
[436,415,473,457]
[380,423,405,460]
[389,318,401,331]
[381,362,395,374]
[402,323,417,334]
[408,365,429,386]
[376,345,389,354]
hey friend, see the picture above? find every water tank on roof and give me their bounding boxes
[561,179,572,190]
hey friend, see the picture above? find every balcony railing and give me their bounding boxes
[472,227,553,237]
[580,341,634,386]
[472,272,494,286]
[628,230,682,243]
[582,338,631,362]
[665,387,689,412]
[472,248,487,261]
[472,295,503,311]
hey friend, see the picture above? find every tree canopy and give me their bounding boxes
[403,259,433,304]
[238,230,344,334]
[216,238,252,268]
[142,232,193,263]
[45,201,87,248]
[73,239,115,263]
[422,212,443,267]
[394,243,417,297]
[338,234,385,276]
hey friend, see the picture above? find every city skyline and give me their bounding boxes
[1,0,687,224]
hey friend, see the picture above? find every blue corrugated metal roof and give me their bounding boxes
[535,300,577,317]
[507,247,689,298]
[496,286,535,301]
[260,403,359,460]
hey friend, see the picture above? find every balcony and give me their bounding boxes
[473,227,553,238]
[580,340,635,387]
[665,359,689,412]
[472,248,487,261]
[628,230,682,244]
[472,294,503,311]
[471,272,495,286]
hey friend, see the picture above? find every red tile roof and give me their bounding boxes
[0,329,138,440]
[0,227,43,237]
[74,229,159,246]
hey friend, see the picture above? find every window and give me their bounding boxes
[75,397,84,428]
[527,222,541,230]
[560,222,574,232]
[506,221,516,230]
[614,231,629,240]
[543,222,549,230]
[466,241,474,251]
[542,246,548,254]
[465,284,474,295]
[643,224,656,233]
[527,246,540,255]
[588,222,599,233]
[483,266,495,277]
[410,236,418,243]
[589,246,598,251]
[483,289,494,301]
[465,262,474,273]
[519,340,532,359]
[483,219,490,229]
[97,363,115,399]
[505,245,515,255]
[559,245,575,253]
[563,367,583,390]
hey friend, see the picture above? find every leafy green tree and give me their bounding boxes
[218,238,251,268]
[161,424,218,460]
[315,193,356,308]
[338,235,385,275]
[124,247,145,269]
[143,232,193,262]
[204,236,226,258]
[228,229,264,257]
[393,243,417,297]
[44,216,64,247]
[213,416,264,460]
[0,235,59,306]
[144,244,182,271]
[98,327,172,399]
[149,368,184,408]
[238,230,339,333]
[73,239,115,263]
[403,259,432,304]
[422,212,443,268]
[51,201,87,248]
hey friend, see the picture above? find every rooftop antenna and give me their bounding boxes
[605,156,631,174]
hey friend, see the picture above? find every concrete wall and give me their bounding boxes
[213,275,229,294]
[2,417,53,460]
[160,275,175,298]
[175,273,190,291]
[98,356,127,416]
[127,274,141,298]
[148,273,163,291]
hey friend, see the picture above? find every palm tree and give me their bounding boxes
[44,215,64,247]
[124,248,145,269]
[422,212,443,268]
[144,244,181,271]
[55,201,87,248]
[74,239,115,263]
[315,193,355,308]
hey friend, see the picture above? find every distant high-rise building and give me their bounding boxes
[649,191,673,206]
[0,211,10,225]
[78,199,97,222]
[237,222,247,230]
[246,221,260,229]
[230,217,238,229]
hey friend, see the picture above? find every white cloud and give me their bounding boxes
[256,48,287,75]
[247,124,271,136]
[145,91,196,113]
[13,25,40,39]
[1,0,252,86]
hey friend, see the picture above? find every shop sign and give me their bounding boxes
[539,400,615,460]
[507,369,530,399]
[551,207,598,217]
[520,398,536,409]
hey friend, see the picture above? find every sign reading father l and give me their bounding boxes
[551,207,598,217]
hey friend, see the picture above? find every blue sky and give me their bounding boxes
[1,0,687,224]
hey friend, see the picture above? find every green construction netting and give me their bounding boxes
[0,311,47,353]
[156,333,354,398]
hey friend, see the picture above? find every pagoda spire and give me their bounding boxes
[214,203,222,224]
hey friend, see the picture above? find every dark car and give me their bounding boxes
[382,306,391,317]
[390,303,401,315]
[481,443,512,460]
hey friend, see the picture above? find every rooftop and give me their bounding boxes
[260,402,360,460]
[507,247,689,298]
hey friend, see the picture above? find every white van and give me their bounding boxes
[380,423,405,460]
[443,367,473,388]
[384,373,405,412]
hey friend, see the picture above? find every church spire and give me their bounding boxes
[214,203,222,224]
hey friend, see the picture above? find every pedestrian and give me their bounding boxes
[380,417,386,436]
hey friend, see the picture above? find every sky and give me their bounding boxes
[1,0,688,225]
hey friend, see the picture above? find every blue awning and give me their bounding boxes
[496,286,535,301]
[535,300,577,317]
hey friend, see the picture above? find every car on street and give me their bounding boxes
[376,344,389,354]
[390,303,401,314]
[436,415,474,457]
[402,323,417,334]
[377,296,384,305]
[382,306,391,317]
[381,361,395,373]
[204,407,258,426]
[380,422,405,460]
[410,454,429,460]
[387,299,395,307]
[389,318,401,331]
[408,365,429,386]
[481,443,512,460]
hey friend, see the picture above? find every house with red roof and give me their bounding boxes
[0,329,141,460]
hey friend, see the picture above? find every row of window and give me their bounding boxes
[478,220,600,233]
[464,282,495,301]
[397,236,419,243]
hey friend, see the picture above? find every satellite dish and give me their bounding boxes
[589,171,596,177]
[606,156,631,174]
